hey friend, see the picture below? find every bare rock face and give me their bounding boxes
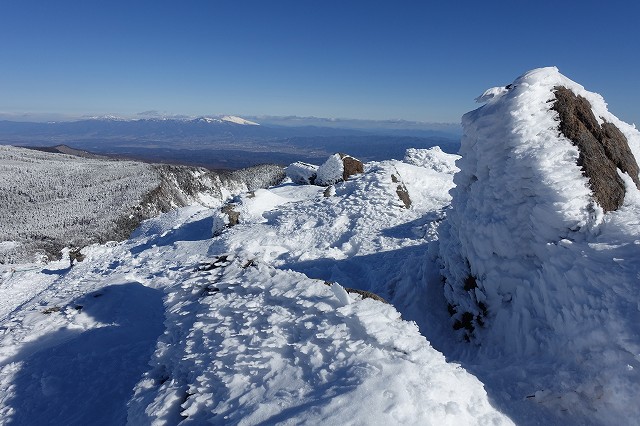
[391,174,411,208]
[553,86,640,212]
[339,153,364,181]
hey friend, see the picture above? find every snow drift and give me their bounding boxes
[439,67,640,422]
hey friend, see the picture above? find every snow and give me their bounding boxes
[0,147,514,425]
[315,153,346,185]
[439,67,640,424]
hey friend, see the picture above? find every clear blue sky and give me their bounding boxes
[1,0,638,124]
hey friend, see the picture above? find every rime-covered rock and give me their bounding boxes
[315,153,363,186]
[552,86,640,211]
[439,67,640,422]
[285,161,319,185]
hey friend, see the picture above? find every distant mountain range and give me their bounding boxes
[0,116,461,169]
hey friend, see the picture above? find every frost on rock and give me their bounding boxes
[285,161,319,185]
[315,153,364,186]
[439,66,640,423]
[552,86,640,211]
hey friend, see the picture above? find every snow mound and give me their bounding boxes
[439,66,640,423]
[315,153,346,185]
[404,147,460,174]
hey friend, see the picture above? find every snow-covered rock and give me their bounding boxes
[315,153,364,186]
[439,66,640,423]
[285,161,319,184]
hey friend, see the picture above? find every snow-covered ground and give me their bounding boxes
[0,147,516,425]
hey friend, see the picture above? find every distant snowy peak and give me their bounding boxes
[83,115,260,126]
[220,115,260,126]
[192,115,260,126]
[85,115,131,121]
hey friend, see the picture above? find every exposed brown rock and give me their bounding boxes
[322,281,389,304]
[396,185,411,208]
[338,153,364,181]
[553,86,640,212]
[344,287,389,304]
[391,174,411,208]
[221,204,240,227]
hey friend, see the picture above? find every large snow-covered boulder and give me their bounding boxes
[285,161,319,185]
[439,67,640,421]
[315,153,364,186]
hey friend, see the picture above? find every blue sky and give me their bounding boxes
[1,0,638,124]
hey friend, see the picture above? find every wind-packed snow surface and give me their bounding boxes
[0,148,513,424]
[439,67,640,424]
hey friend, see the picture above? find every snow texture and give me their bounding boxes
[315,153,346,186]
[439,67,640,424]
[1,67,638,425]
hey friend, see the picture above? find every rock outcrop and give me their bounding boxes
[285,162,319,185]
[553,86,640,212]
[439,67,640,347]
[438,67,640,423]
[315,153,364,186]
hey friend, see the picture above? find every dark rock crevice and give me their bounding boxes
[552,86,640,212]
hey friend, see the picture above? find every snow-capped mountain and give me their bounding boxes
[220,115,260,126]
[0,67,638,425]
[192,115,260,126]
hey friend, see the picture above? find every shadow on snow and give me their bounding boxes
[4,282,165,426]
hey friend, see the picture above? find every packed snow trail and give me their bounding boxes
[128,257,508,425]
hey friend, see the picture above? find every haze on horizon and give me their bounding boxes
[0,0,638,125]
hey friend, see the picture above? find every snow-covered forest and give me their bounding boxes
[0,146,284,264]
